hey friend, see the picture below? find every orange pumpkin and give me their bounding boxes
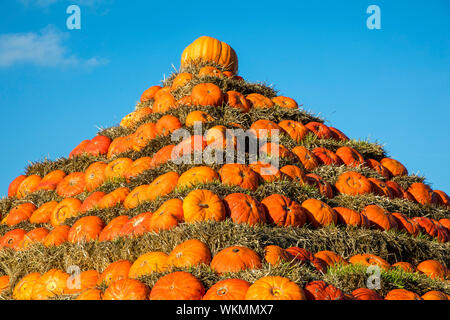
[421,291,448,300]
[348,253,390,271]
[407,182,438,205]
[177,166,219,189]
[75,288,103,300]
[85,161,108,192]
[183,189,225,223]
[225,91,251,112]
[128,252,169,279]
[97,187,130,209]
[104,158,134,181]
[434,190,450,207]
[118,212,152,238]
[291,146,319,171]
[69,139,90,158]
[124,157,152,181]
[172,135,207,159]
[140,85,162,102]
[261,194,307,227]
[13,272,41,300]
[185,110,214,126]
[333,207,367,227]
[6,203,36,226]
[391,212,419,236]
[18,227,49,250]
[198,66,223,78]
[149,271,205,300]
[280,165,307,184]
[191,83,224,107]
[314,251,348,267]
[31,269,69,300]
[249,161,282,183]
[43,225,70,247]
[152,93,177,113]
[264,245,294,266]
[335,171,373,196]
[30,201,58,224]
[36,170,66,191]
[306,173,334,198]
[64,270,100,294]
[50,198,82,227]
[385,289,422,300]
[123,185,151,209]
[148,198,184,233]
[272,96,298,109]
[99,215,129,242]
[120,107,152,129]
[312,147,342,166]
[278,120,309,142]
[56,172,86,198]
[304,280,345,300]
[249,120,283,139]
[84,135,111,157]
[211,246,262,274]
[97,260,132,286]
[369,178,393,198]
[107,135,134,159]
[170,72,193,91]
[146,171,179,201]
[351,288,383,300]
[155,115,182,137]
[328,127,349,141]
[149,144,175,168]
[0,229,27,250]
[133,122,158,151]
[416,260,447,280]
[203,279,251,300]
[103,279,149,300]
[361,205,397,231]
[245,276,306,300]
[8,174,27,197]
[79,191,106,213]
[305,122,334,139]
[246,93,274,109]
[167,239,211,268]
[365,159,391,179]
[223,193,266,226]
[68,216,105,243]
[392,262,415,273]
[16,174,42,199]
[380,158,408,176]
[219,163,260,191]
[301,198,337,227]
[335,147,365,167]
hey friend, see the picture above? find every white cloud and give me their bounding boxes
[0,26,108,68]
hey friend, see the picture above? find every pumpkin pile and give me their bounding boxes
[0,36,449,300]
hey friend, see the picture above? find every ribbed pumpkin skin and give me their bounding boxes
[181,36,238,74]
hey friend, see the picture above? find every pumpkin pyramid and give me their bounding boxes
[0,36,449,300]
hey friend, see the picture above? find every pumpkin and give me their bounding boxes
[210,246,262,274]
[99,216,129,242]
[177,94,193,107]
[69,139,90,158]
[225,91,251,112]
[369,178,393,198]
[278,120,309,142]
[203,279,251,300]
[30,201,58,224]
[123,185,151,209]
[97,260,132,286]
[129,252,169,279]
[314,251,348,267]
[170,72,193,91]
[304,280,345,300]
[348,253,390,271]
[249,120,283,139]
[301,198,337,227]
[198,66,223,78]
[64,270,100,294]
[43,225,70,247]
[219,163,260,191]
[416,260,446,280]
[183,189,225,223]
[50,198,82,227]
[305,122,334,139]
[385,289,422,300]
[0,229,27,250]
[150,144,175,168]
[6,203,36,226]
[146,171,179,201]
[85,161,108,192]
[285,247,313,264]
[351,288,383,300]
[148,198,184,233]
[264,245,294,266]
[280,165,307,184]
[261,194,307,227]
[335,171,373,196]
[56,172,86,198]
[407,182,437,205]
[385,180,406,198]
[392,262,415,272]
[181,36,238,74]
[97,187,130,209]
[421,291,448,300]
[223,193,266,226]
[172,135,207,159]
[246,93,274,108]
[13,272,41,300]
[155,115,182,137]
[120,107,152,129]
[259,142,297,162]
[205,125,237,149]
[191,83,224,107]
[305,173,334,198]
[150,271,205,300]
[412,217,448,242]
[84,135,111,157]
[18,227,49,250]
[312,147,342,166]
[154,86,171,100]
[177,166,219,189]
[132,122,158,151]
[380,158,408,176]
[433,190,450,207]
[0,275,9,294]
[439,218,450,231]
[185,110,214,126]
[245,276,306,300]
[365,159,391,179]
[335,147,365,167]
[31,269,69,300]
[37,170,66,191]
[328,127,349,141]
[272,96,298,109]
[16,174,41,199]
[223,71,234,78]
[8,175,27,197]
[75,288,103,300]
[152,93,177,113]
[140,85,162,102]
[79,191,106,213]
[68,216,105,243]
[118,212,152,238]
[249,161,282,182]
[333,207,367,227]
[124,157,152,181]
[361,205,397,231]
[167,239,211,268]
[107,135,134,159]
[391,212,419,236]
[103,279,149,300]
[291,146,319,171]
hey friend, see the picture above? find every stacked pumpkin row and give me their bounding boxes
[7,239,448,300]
[2,181,450,253]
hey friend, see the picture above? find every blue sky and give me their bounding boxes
[0,0,449,196]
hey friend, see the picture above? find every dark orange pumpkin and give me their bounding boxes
[246,93,274,108]
[167,239,211,268]
[291,146,319,171]
[223,193,266,226]
[99,215,129,242]
[272,96,298,109]
[203,279,251,300]
[312,147,342,166]
[84,135,111,157]
[8,175,27,198]
[16,174,41,199]
[191,83,224,107]
[149,271,205,300]
[261,194,307,227]
[152,93,177,113]
[306,173,334,198]
[85,161,108,192]
[56,172,86,198]
[361,204,397,231]
[278,120,309,142]
[304,280,345,300]
[380,158,408,176]
[68,216,105,243]
[335,147,365,167]
[407,182,438,205]
[245,276,306,300]
[305,122,333,139]
[335,171,373,196]
[225,91,251,112]
[219,163,260,191]
[0,229,27,250]
[333,207,367,227]
[155,115,182,137]
[385,289,422,300]
[351,288,383,300]
[301,198,337,227]
[210,246,262,274]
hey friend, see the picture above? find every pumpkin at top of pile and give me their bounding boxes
[180,36,238,74]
